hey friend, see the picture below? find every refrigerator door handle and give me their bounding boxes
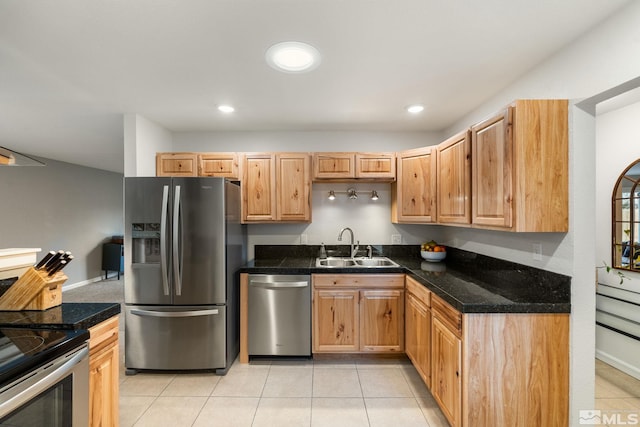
[130,308,220,318]
[160,185,170,296]
[172,184,182,296]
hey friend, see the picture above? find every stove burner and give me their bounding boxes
[0,329,64,367]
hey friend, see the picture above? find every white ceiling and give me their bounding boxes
[0,0,631,173]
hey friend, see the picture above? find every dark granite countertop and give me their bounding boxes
[239,245,571,314]
[0,302,121,330]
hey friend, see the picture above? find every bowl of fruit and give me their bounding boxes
[420,240,446,262]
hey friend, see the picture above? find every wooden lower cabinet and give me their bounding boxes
[88,316,119,427]
[405,285,432,388]
[432,315,462,427]
[403,282,569,427]
[312,274,404,353]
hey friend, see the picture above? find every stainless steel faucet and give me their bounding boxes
[338,227,359,258]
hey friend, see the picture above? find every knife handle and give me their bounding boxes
[35,251,56,269]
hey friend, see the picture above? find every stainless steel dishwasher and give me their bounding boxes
[248,274,311,356]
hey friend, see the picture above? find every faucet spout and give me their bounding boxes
[338,227,358,258]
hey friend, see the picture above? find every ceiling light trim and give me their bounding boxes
[266,41,321,73]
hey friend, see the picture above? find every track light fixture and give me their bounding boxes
[326,188,380,201]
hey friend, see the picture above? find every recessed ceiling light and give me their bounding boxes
[266,41,321,73]
[218,105,235,113]
[406,104,424,114]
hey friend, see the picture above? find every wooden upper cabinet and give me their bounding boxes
[355,152,396,179]
[242,152,311,223]
[242,153,276,222]
[313,152,355,179]
[312,152,396,180]
[437,131,471,225]
[471,99,568,232]
[198,152,240,179]
[156,153,198,176]
[276,153,312,222]
[392,146,437,223]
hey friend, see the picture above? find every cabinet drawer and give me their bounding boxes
[432,295,461,337]
[89,316,119,356]
[405,276,431,306]
[313,274,404,289]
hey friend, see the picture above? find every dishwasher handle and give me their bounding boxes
[249,281,309,289]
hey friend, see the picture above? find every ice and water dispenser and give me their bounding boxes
[131,223,161,264]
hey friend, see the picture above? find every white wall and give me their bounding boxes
[124,114,173,177]
[173,130,442,153]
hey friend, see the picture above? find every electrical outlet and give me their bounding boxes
[300,234,308,245]
[532,242,542,260]
[391,234,402,245]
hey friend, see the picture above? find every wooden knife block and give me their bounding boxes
[0,267,66,311]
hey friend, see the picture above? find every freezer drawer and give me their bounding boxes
[248,274,311,356]
[125,305,226,372]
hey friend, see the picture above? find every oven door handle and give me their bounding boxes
[0,345,89,418]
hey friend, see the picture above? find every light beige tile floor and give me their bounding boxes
[594,359,640,427]
[64,278,640,427]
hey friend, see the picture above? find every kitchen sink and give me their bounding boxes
[315,257,399,268]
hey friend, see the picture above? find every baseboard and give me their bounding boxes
[62,273,119,292]
[596,349,640,380]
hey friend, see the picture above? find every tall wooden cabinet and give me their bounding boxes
[88,316,119,427]
[312,274,404,353]
[242,152,311,223]
[392,147,437,223]
[437,130,471,225]
[471,99,568,232]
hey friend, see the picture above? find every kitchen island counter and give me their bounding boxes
[239,246,570,314]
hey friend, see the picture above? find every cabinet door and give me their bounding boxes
[313,289,359,352]
[471,108,513,228]
[198,153,239,179]
[437,131,471,225]
[242,153,276,222]
[355,152,396,179]
[432,316,462,427]
[313,153,355,179]
[156,153,197,177]
[406,292,431,387]
[393,147,436,223]
[276,153,311,222]
[360,289,404,352]
[88,317,119,427]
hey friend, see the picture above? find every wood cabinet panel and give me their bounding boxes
[392,147,437,223]
[432,316,462,427]
[437,130,471,225]
[156,153,197,176]
[355,152,396,179]
[462,313,569,427]
[405,291,431,387]
[198,153,239,179]
[242,153,276,222]
[471,109,513,228]
[88,316,119,427]
[431,295,462,337]
[276,153,311,221]
[313,153,355,179]
[360,289,404,352]
[313,289,359,352]
[313,274,404,289]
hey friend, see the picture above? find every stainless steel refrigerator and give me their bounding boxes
[123,177,246,375]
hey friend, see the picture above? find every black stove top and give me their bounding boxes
[0,327,89,388]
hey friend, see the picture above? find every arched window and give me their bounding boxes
[612,159,640,271]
